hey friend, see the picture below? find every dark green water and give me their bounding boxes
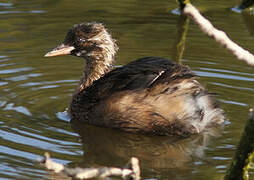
[0,0,254,179]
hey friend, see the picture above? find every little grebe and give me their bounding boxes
[45,22,224,136]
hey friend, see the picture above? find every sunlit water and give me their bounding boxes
[0,0,254,179]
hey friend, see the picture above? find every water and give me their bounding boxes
[0,0,254,179]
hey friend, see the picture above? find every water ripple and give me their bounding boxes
[199,68,254,77]
[11,128,79,146]
[0,67,33,75]
[0,101,7,107]
[212,156,230,160]
[20,79,77,87]
[211,82,254,92]
[31,85,59,90]
[0,129,78,155]
[219,99,247,106]
[0,145,39,161]
[0,82,8,86]
[195,71,254,81]
[0,63,15,67]
[0,3,12,7]
[0,11,22,14]
[0,56,9,62]
[5,73,41,82]
[0,10,45,14]
[3,103,32,116]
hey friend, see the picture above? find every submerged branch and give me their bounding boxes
[40,152,141,180]
[182,3,254,66]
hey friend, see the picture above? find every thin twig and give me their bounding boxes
[40,152,141,180]
[183,3,254,66]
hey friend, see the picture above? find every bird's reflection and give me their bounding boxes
[71,119,221,171]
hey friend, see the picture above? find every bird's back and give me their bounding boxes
[70,57,224,136]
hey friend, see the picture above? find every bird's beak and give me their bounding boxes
[44,44,75,57]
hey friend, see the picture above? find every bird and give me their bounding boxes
[45,22,224,136]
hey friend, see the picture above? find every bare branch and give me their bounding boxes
[183,3,254,66]
[41,152,64,173]
[40,153,141,180]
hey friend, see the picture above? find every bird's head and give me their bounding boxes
[45,22,118,62]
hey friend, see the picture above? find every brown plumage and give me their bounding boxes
[45,22,224,136]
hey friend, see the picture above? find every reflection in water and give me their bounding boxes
[71,119,221,171]
[242,11,254,37]
[172,14,189,64]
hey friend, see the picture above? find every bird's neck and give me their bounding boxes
[70,53,115,111]
[75,28,118,93]
[79,58,113,91]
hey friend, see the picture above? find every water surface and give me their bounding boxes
[0,0,254,179]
